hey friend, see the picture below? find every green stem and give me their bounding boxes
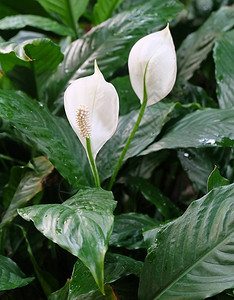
[108,83,148,190]
[86,138,100,187]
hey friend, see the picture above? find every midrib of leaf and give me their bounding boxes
[66,0,78,39]
[154,221,234,299]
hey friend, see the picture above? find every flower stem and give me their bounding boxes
[108,82,148,190]
[86,138,100,187]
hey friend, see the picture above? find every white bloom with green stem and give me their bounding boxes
[128,23,177,106]
[109,24,177,189]
[64,61,119,186]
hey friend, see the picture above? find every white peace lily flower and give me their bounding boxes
[128,24,177,106]
[64,61,119,160]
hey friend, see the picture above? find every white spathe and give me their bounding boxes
[64,61,119,160]
[128,24,177,106]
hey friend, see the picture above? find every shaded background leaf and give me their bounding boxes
[213,29,234,109]
[0,90,92,188]
[0,15,74,36]
[0,255,34,290]
[142,108,234,155]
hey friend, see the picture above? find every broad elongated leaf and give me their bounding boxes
[0,90,92,188]
[0,255,34,290]
[0,156,54,229]
[18,188,116,293]
[69,253,143,298]
[0,38,63,100]
[142,108,234,155]
[0,38,63,73]
[207,166,229,192]
[0,15,74,36]
[93,0,124,24]
[97,102,178,181]
[177,5,234,81]
[37,0,89,33]
[213,30,234,109]
[128,177,180,220]
[139,183,234,300]
[109,213,159,249]
[45,0,183,108]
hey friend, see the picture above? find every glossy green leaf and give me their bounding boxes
[0,15,74,36]
[139,183,234,300]
[49,280,69,300]
[213,30,234,109]
[109,213,159,249]
[142,108,234,155]
[207,166,230,192]
[37,0,89,34]
[69,253,143,298]
[177,5,234,81]
[111,75,140,116]
[97,102,178,181]
[18,188,116,293]
[128,177,180,220]
[93,0,124,25]
[45,0,183,108]
[0,255,34,290]
[0,38,63,73]
[0,90,92,188]
[0,157,54,229]
[0,38,63,100]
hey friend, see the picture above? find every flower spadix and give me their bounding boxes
[64,61,119,160]
[128,24,177,106]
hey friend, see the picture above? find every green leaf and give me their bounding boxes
[142,108,234,155]
[49,280,69,300]
[213,30,234,109]
[109,213,159,250]
[0,38,63,73]
[69,253,143,298]
[0,156,54,229]
[207,166,230,192]
[37,0,89,36]
[139,183,234,300]
[0,38,63,100]
[177,5,234,81]
[45,0,183,109]
[0,255,34,290]
[0,90,92,188]
[18,188,116,293]
[111,75,140,116]
[93,0,124,25]
[177,148,214,192]
[128,177,181,220]
[0,15,74,36]
[97,102,178,181]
